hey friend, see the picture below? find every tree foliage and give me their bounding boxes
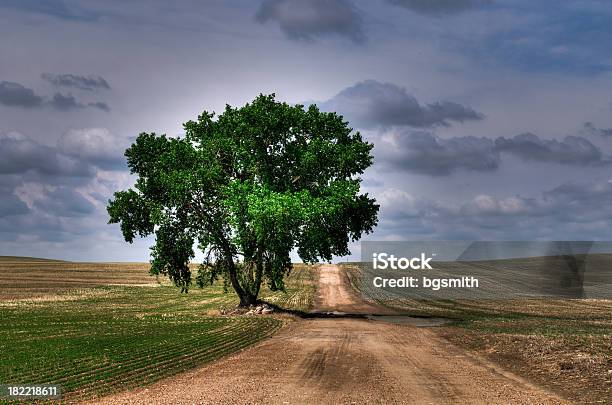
[108,94,378,305]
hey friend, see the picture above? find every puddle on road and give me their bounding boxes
[367,315,451,327]
[306,311,452,327]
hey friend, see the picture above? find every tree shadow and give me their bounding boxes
[263,301,450,323]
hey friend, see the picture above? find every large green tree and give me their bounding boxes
[107,94,378,306]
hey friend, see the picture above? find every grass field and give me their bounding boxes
[343,262,612,403]
[0,259,316,402]
[0,259,159,300]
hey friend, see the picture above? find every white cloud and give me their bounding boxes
[58,128,129,170]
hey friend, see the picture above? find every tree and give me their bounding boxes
[107,94,378,306]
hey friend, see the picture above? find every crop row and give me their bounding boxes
[1,317,280,402]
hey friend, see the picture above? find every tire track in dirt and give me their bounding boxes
[95,264,567,404]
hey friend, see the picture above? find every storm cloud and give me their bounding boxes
[386,0,491,16]
[50,92,110,112]
[256,0,365,43]
[319,80,483,128]
[2,1,612,259]
[376,178,612,241]
[31,186,96,217]
[50,92,83,111]
[460,179,612,234]
[0,127,130,186]
[376,131,610,176]
[0,0,100,21]
[58,128,129,170]
[87,101,110,112]
[583,122,612,137]
[378,132,499,176]
[0,193,29,218]
[0,128,130,246]
[544,181,612,221]
[0,132,93,177]
[0,81,43,108]
[0,80,109,111]
[42,73,110,91]
[494,133,608,166]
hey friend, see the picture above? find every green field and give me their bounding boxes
[0,261,315,402]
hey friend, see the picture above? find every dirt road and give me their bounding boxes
[96,265,566,404]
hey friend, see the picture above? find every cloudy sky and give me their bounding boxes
[2,0,612,261]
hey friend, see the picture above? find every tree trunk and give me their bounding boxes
[225,257,262,307]
[224,256,248,303]
[238,291,258,307]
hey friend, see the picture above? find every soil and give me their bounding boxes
[94,264,567,404]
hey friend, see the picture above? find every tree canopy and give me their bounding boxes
[107,94,378,306]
